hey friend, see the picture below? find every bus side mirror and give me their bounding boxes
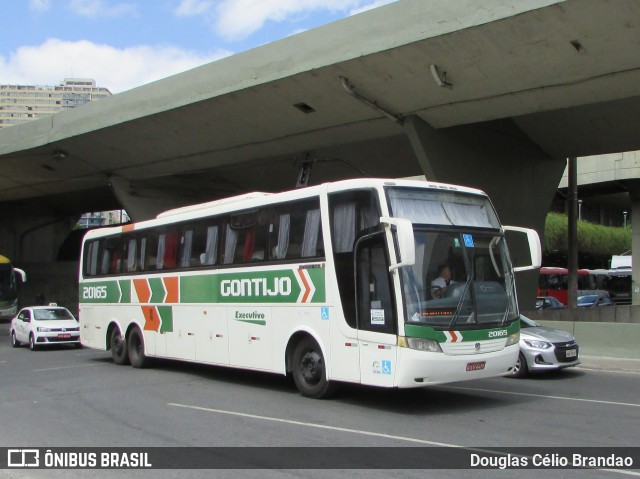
[14,267,27,283]
[503,226,541,272]
[380,217,415,272]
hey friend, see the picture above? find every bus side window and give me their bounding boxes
[163,229,179,269]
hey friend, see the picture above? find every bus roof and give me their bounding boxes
[81,178,489,241]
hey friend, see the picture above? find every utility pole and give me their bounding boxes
[567,157,578,312]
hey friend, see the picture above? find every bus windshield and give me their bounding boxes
[386,187,517,329]
[400,230,518,328]
[0,264,17,302]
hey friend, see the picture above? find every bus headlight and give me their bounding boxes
[505,332,519,346]
[398,336,443,353]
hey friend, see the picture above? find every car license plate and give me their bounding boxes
[566,349,577,358]
[58,333,71,339]
[466,361,486,371]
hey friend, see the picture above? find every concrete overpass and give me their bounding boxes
[2,0,640,307]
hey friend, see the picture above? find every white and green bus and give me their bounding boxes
[79,178,540,398]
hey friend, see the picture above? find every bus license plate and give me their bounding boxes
[566,349,577,358]
[58,333,71,339]
[466,361,486,371]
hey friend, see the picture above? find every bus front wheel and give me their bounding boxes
[110,326,130,365]
[291,337,336,399]
[127,327,150,368]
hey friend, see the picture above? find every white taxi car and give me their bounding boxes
[10,305,81,350]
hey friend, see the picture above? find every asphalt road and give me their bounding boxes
[0,320,638,479]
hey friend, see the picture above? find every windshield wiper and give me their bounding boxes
[448,274,475,328]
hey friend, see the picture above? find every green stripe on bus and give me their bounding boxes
[158,306,173,333]
[149,278,165,303]
[405,319,519,342]
[119,280,131,303]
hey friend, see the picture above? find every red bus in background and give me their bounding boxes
[537,267,591,305]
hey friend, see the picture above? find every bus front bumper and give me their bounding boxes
[394,344,519,388]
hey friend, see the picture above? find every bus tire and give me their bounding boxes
[110,326,130,365]
[291,337,337,399]
[127,326,150,369]
[11,331,20,347]
[511,352,528,378]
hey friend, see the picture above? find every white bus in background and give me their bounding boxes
[79,178,540,398]
[0,255,26,320]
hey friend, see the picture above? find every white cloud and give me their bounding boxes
[68,0,138,18]
[174,0,213,17]
[29,0,52,12]
[349,0,396,16]
[214,0,363,41]
[173,0,387,41]
[0,38,232,93]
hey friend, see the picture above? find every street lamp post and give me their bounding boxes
[578,200,583,221]
[624,211,628,228]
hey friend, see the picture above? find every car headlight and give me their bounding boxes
[398,336,443,353]
[505,332,519,346]
[523,339,552,349]
[37,327,51,332]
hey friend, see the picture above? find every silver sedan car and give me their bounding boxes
[510,315,580,378]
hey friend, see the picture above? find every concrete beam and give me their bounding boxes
[403,115,567,309]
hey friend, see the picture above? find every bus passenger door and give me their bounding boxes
[355,235,398,387]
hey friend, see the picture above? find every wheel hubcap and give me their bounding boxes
[300,350,322,385]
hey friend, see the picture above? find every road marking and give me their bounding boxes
[169,402,455,446]
[0,360,6,364]
[441,385,640,408]
[578,367,640,376]
[168,402,638,477]
[33,363,103,372]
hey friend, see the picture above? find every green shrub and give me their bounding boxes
[543,212,631,256]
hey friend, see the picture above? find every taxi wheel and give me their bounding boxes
[291,337,337,399]
[29,334,38,351]
[110,327,130,365]
[127,327,150,369]
[11,331,20,348]
[511,352,528,378]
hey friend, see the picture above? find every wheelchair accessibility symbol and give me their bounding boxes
[381,360,392,375]
[321,307,329,321]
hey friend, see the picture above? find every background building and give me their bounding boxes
[0,78,111,128]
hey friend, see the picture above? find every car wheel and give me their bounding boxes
[291,337,337,398]
[11,331,20,348]
[29,334,38,352]
[127,327,150,369]
[110,326,130,365]
[511,352,528,378]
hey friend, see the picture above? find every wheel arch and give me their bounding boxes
[284,327,329,378]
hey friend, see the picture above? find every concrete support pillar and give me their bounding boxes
[630,192,640,305]
[402,115,567,309]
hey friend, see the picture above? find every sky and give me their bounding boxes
[0,0,396,94]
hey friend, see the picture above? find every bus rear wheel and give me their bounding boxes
[291,337,336,399]
[110,326,130,365]
[127,327,150,368]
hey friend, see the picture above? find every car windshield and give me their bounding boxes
[520,316,539,328]
[33,308,75,320]
[578,296,597,305]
